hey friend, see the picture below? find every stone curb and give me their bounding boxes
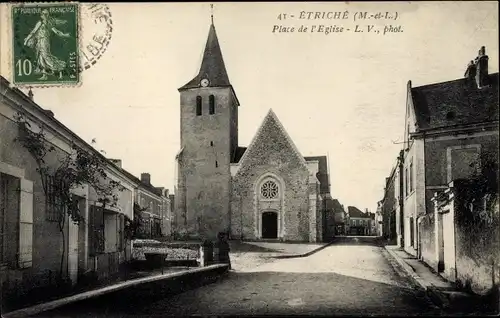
[383,246,451,309]
[266,240,336,259]
[3,264,229,318]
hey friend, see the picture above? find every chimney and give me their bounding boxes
[44,109,54,117]
[155,186,165,196]
[464,60,477,79]
[109,159,122,168]
[28,88,34,101]
[141,173,151,185]
[475,46,488,88]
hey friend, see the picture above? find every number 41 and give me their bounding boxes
[277,13,287,20]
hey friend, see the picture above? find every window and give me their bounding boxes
[1,174,33,269]
[395,173,400,201]
[154,219,162,237]
[0,175,5,264]
[196,96,202,116]
[215,161,218,168]
[261,180,279,199]
[0,173,21,266]
[210,141,213,147]
[89,206,105,255]
[409,217,414,247]
[46,175,64,222]
[209,95,215,114]
[117,214,124,251]
[409,161,414,192]
[104,212,118,253]
[405,168,409,196]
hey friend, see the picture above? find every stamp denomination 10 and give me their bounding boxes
[12,3,80,86]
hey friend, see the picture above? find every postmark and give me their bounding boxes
[79,3,113,72]
[12,3,80,86]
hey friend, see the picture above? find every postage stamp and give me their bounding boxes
[11,3,80,86]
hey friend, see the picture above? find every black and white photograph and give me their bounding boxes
[0,2,499,317]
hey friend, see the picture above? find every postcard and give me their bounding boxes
[0,2,498,317]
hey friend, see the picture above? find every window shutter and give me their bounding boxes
[116,214,124,251]
[117,214,122,250]
[89,206,95,256]
[18,179,33,268]
[115,214,119,250]
[121,214,125,249]
[96,208,104,253]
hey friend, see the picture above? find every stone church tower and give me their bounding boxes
[174,21,240,240]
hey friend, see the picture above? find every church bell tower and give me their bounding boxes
[175,17,240,240]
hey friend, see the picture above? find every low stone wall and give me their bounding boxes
[58,265,229,312]
[131,241,200,261]
[3,264,229,318]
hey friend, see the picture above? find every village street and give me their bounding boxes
[33,237,442,317]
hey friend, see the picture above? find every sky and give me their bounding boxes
[1,2,498,212]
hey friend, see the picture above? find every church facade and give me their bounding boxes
[174,22,333,242]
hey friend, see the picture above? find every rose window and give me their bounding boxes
[261,180,278,199]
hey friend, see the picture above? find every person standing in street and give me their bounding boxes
[217,232,232,270]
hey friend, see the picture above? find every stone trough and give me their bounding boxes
[131,240,212,267]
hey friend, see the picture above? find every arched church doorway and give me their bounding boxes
[255,174,284,240]
[262,211,278,239]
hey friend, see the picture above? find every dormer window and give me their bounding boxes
[196,96,202,116]
[209,95,215,114]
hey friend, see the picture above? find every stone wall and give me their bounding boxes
[418,212,436,269]
[176,87,238,240]
[424,135,498,187]
[231,114,311,242]
[454,180,500,295]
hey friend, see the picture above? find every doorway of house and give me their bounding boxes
[262,211,278,239]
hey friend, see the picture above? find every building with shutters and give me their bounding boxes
[134,173,171,239]
[346,207,372,236]
[0,76,146,307]
[400,46,499,269]
[379,157,399,244]
[333,199,348,236]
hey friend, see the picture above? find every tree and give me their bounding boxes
[13,112,125,282]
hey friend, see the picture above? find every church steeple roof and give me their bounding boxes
[178,22,231,91]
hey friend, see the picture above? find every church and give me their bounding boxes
[174,20,334,242]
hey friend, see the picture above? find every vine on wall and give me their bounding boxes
[13,112,125,281]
